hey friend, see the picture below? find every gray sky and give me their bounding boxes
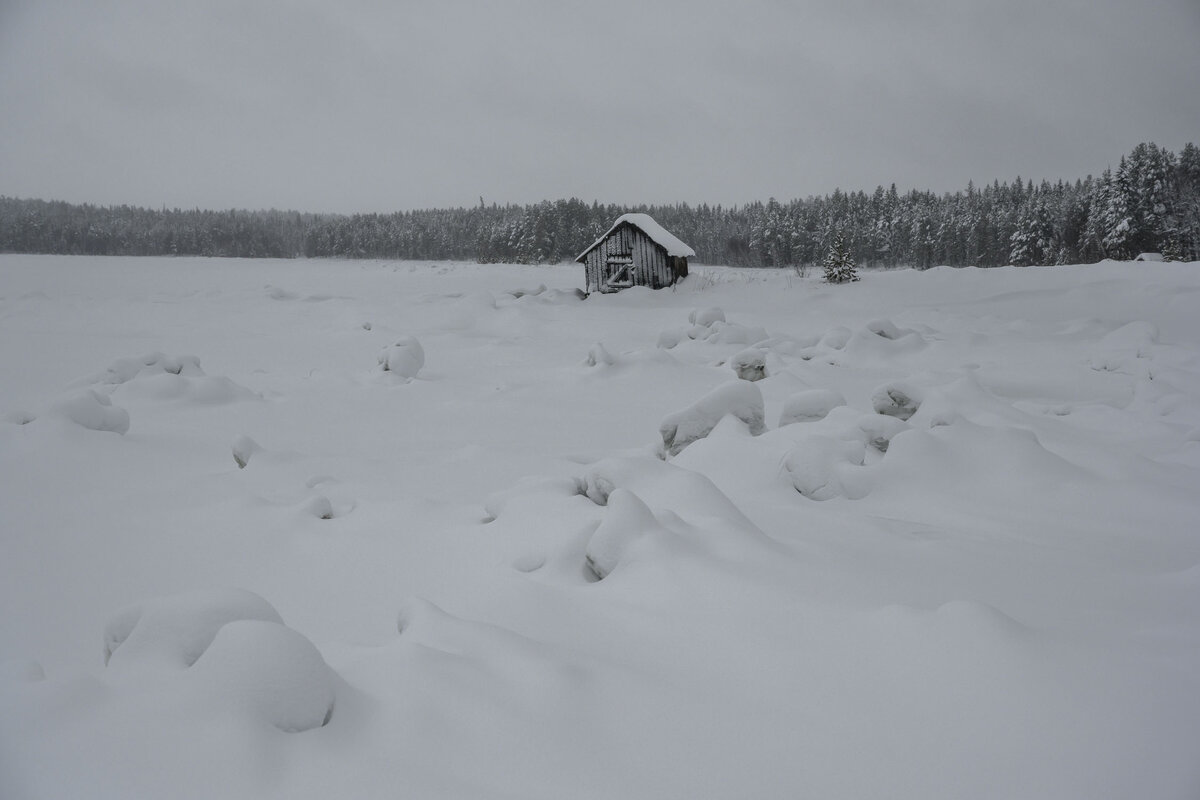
[1,0,1198,214]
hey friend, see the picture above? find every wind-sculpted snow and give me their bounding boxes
[4,256,1200,800]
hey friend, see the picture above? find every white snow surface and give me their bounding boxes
[577,212,696,260]
[3,255,1200,799]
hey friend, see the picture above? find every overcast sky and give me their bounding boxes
[1,0,1197,214]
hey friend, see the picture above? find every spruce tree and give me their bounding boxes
[823,231,859,283]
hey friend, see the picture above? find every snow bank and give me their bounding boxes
[660,381,766,456]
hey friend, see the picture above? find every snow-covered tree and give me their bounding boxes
[823,231,859,283]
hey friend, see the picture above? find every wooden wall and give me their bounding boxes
[582,223,684,293]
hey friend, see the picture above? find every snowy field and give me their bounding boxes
[2,254,1200,799]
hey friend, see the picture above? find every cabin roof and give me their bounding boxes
[576,213,696,262]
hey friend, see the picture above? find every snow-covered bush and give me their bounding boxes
[103,588,284,669]
[660,381,765,456]
[730,348,767,381]
[779,389,847,425]
[49,389,130,434]
[378,336,425,379]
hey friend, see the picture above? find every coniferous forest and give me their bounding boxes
[2,142,1197,267]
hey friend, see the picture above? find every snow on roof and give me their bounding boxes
[576,213,696,262]
[1135,252,1163,262]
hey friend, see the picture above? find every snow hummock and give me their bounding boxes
[576,213,696,260]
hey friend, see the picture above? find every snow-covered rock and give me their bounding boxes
[660,381,765,456]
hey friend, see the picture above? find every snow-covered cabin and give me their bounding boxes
[577,214,694,293]
[1135,252,1163,262]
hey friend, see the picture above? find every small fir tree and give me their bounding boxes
[1161,236,1183,262]
[823,231,859,283]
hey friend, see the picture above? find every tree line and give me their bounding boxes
[2,142,1196,267]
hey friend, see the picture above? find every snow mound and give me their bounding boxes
[507,284,546,299]
[1089,320,1158,373]
[104,588,284,669]
[189,619,335,733]
[584,342,616,367]
[0,658,45,683]
[866,319,903,339]
[783,435,867,500]
[703,320,770,346]
[656,328,683,349]
[304,495,335,520]
[100,352,204,385]
[4,409,37,425]
[688,307,726,327]
[118,373,256,405]
[231,434,260,469]
[96,352,256,405]
[855,413,911,453]
[48,389,130,434]
[378,336,425,379]
[577,456,762,539]
[584,488,666,580]
[730,348,767,381]
[820,326,853,350]
[872,381,924,421]
[660,381,766,456]
[779,389,847,425]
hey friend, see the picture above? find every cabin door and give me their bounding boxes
[603,254,635,290]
